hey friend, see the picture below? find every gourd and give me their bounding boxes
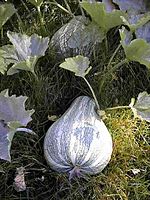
[44,96,112,178]
[50,15,104,59]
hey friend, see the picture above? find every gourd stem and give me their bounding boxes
[106,105,130,111]
[83,77,100,110]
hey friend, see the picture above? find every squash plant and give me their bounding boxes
[44,55,150,179]
[0,0,150,181]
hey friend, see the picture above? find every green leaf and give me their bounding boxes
[0,89,34,162]
[129,91,150,122]
[120,27,150,69]
[80,1,126,33]
[0,32,49,75]
[0,56,7,75]
[7,31,49,60]
[59,55,92,77]
[7,57,38,75]
[0,45,18,74]
[28,0,44,7]
[0,45,18,64]
[121,13,150,33]
[0,3,16,29]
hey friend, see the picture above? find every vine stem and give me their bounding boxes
[37,6,46,35]
[37,6,44,24]
[50,1,74,17]
[77,0,85,17]
[107,43,122,69]
[83,77,100,110]
[64,0,73,15]
[106,105,130,111]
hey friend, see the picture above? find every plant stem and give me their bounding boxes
[37,6,46,35]
[50,1,74,17]
[77,0,85,17]
[21,0,31,13]
[105,36,108,53]
[106,105,130,111]
[107,43,122,69]
[64,0,73,16]
[83,77,100,110]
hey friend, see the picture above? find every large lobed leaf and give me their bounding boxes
[121,13,150,34]
[119,27,150,69]
[0,32,49,75]
[130,91,150,122]
[0,89,34,162]
[59,55,91,77]
[80,1,126,33]
[0,3,16,29]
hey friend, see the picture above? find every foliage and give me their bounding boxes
[130,91,150,122]
[0,3,16,30]
[59,55,91,77]
[80,1,126,33]
[0,52,7,75]
[120,27,150,69]
[121,13,150,33]
[0,32,49,75]
[0,89,34,162]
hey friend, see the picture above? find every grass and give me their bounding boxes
[0,0,150,199]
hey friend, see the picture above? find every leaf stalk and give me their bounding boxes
[83,76,100,110]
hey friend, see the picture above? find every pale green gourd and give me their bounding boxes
[44,96,112,179]
[50,16,104,59]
